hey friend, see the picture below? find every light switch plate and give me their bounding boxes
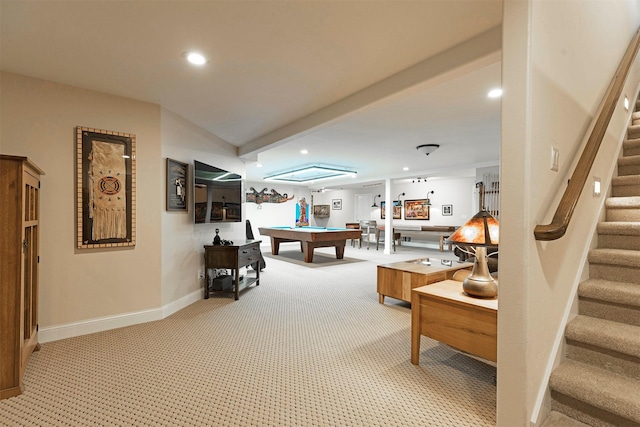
[550,146,559,171]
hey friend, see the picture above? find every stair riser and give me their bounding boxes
[551,392,639,427]
[612,185,640,197]
[598,235,640,250]
[566,340,640,380]
[618,163,640,176]
[579,298,640,327]
[625,146,640,157]
[604,208,640,221]
[590,264,640,285]
[628,128,640,138]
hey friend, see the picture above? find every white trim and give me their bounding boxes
[39,290,202,343]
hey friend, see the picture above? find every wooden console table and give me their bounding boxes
[204,240,261,300]
[377,258,472,304]
[411,280,497,364]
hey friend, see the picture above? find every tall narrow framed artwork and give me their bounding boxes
[76,127,136,249]
[166,158,188,211]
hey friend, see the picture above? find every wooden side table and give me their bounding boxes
[204,240,261,300]
[411,279,497,364]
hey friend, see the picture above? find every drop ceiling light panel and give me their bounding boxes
[264,166,356,183]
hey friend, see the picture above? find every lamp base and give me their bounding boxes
[462,246,498,298]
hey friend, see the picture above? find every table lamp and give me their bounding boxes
[447,210,499,298]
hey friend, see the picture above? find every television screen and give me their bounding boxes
[194,160,243,223]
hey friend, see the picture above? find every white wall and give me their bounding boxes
[499,1,640,425]
[0,72,163,336]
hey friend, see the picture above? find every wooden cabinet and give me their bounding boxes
[204,240,261,300]
[1,155,44,399]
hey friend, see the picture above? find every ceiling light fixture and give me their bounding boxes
[416,144,440,156]
[264,165,356,183]
[185,52,207,66]
[300,149,309,154]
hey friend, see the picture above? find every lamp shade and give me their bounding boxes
[448,210,499,246]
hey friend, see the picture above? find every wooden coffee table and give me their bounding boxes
[376,258,472,304]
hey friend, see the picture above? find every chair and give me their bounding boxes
[345,222,360,247]
[359,220,377,249]
[376,226,401,252]
[245,220,266,270]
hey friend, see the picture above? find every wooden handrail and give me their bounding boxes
[534,28,640,241]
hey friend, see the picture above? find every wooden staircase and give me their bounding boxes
[542,102,640,426]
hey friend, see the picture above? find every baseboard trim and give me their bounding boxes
[39,290,202,343]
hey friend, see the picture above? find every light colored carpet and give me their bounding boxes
[0,246,496,426]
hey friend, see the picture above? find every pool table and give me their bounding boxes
[258,226,362,263]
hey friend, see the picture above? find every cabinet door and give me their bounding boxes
[21,170,40,370]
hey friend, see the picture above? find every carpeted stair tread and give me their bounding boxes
[605,196,640,209]
[550,360,640,423]
[579,278,640,307]
[624,137,640,147]
[540,411,590,427]
[597,221,640,235]
[588,248,640,267]
[566,315,640,359]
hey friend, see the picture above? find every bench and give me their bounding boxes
[394,225,457,251]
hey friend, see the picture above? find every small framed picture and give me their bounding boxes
[442,204,453,216]
[167,158,189,211]
[332,199,342,210]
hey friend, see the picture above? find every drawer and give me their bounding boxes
[238,244,260,266]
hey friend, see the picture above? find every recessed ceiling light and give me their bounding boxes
[185,52,207,66]
[256,163,263,168]
[487,88,503,98]
[300,149,309,154]
[403,167,409,171]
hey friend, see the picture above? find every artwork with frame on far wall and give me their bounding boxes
[404,199,430,220]
[442,204,453,216]
[76,126,136,249]
[332,199,342,210]
[380,201,401,219]
[166,158,188,211]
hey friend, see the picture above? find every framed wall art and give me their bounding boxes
[380,201,401,219]
[442,204,453,216]
[313,204,330,217]
[166,158,188,211]
[332,199,342,210]
[76,126,136,249]
[404,199,430,220]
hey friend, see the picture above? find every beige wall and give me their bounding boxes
[499,1,640,425]
[160,109,246,306]
[0,71,163,333]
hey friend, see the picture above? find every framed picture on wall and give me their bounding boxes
[404,199,430,220]
[442,204,453,216]
[76,126,136,249]
[380,201,402,219]
[166,158,188,211]
[332,199,342,210]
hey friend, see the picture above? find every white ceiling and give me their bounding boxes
[0,0,503,189]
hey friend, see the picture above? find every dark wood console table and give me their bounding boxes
[204,240,261,300]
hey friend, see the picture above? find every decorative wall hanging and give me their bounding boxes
[246,187,295,204]
[296,197,309,226]
[313,205,330,217]
[442,204,453,216]
[404,199,430,220]
[166,158,188,211]
[332,199,342,210]
[381,201,401,219]
[76,127,135,248]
